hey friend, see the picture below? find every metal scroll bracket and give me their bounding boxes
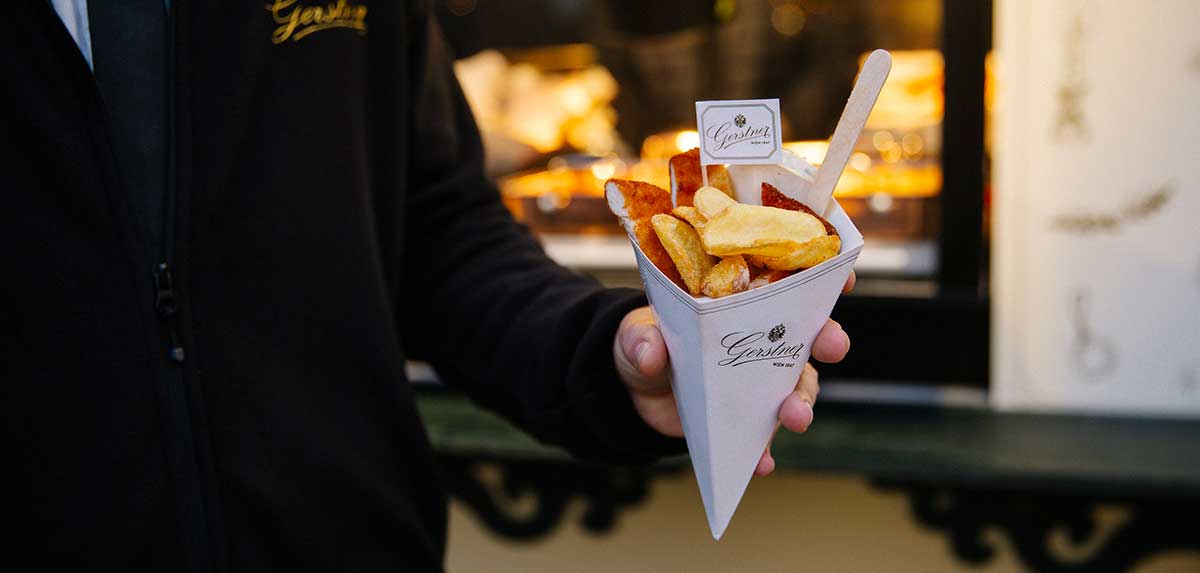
[876,481,1200,573]
[436,455,676,540]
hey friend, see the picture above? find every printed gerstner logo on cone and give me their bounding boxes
[718,324,803,369]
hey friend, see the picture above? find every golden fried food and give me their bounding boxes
[607,179,686,290]
[609,173,842,298]
[701,256,751,298]
[651,214,717,296]
[761,183,838,237]
[747,268,795,289]
[707,168,732,200]
[670,148,733,207]
[748,235,841,271]
[748,182,841,270]
[699,203,828,258]
[671,206,708,230]
[693,186,737,219]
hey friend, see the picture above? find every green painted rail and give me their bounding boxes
[415,390,1200,498]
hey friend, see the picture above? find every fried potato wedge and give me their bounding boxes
[610,174,844,298]
[749,234,842,271]
[651,214,716,295]
[671,206,708,230]
[699,203,828,257]
[670,148,733,207]
[747,268,796,289]
[745,182,841,270]
[701,256,751,298]
[761,182,838,236]
[606,179,685,289]
[693,186,738,219]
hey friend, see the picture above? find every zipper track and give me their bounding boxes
[33,1,216,569]
[162,1,177,268]
[156,3,216,571]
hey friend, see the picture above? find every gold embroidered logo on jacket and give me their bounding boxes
[266,0,367,44]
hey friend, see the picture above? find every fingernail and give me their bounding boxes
[634,342,649,369]
[802,401,815,426]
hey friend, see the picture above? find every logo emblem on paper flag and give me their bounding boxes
[695,99,784,165]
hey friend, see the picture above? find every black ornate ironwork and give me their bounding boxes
[436,455,664,540]
[438,455,1200,571]
[879,482,1200,573]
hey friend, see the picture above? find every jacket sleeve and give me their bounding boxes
[397,10,685,463]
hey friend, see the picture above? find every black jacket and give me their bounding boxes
[2,1,680,571]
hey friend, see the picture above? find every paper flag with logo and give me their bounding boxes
[606,170,863,539]
[695,98,784,166]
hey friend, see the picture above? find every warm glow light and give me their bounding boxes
[879,142,903,163]
[557,82,592,116]
[640,134,668,160]
[868,192,895,213]
[514,118,565,153]
[589,158,622,181]
[861,50,944,130]
[454,49,621,157]
[872,131,895,150]
[675,130,700,152]
[901,133,924,156]
[567,109,618,155]
[783,141,828,164]
[770,4,807,36]
[499,159,671,202]
[640,130,702,159]
[849,152,872,172]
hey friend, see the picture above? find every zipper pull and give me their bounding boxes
[153,263,186,363]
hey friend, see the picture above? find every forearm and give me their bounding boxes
[396,8,682,462]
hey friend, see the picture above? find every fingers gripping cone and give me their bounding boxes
[607,181,864,539]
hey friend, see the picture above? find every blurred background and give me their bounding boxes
[447,0,951,283]
[414,0,1200,570]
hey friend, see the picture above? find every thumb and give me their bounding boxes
[613,307,671,396]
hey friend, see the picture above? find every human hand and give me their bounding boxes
[613,271,855,477]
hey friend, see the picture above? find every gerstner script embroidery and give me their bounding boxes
[266,0,367,44]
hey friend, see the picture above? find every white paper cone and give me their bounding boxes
[606,181,863,539]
